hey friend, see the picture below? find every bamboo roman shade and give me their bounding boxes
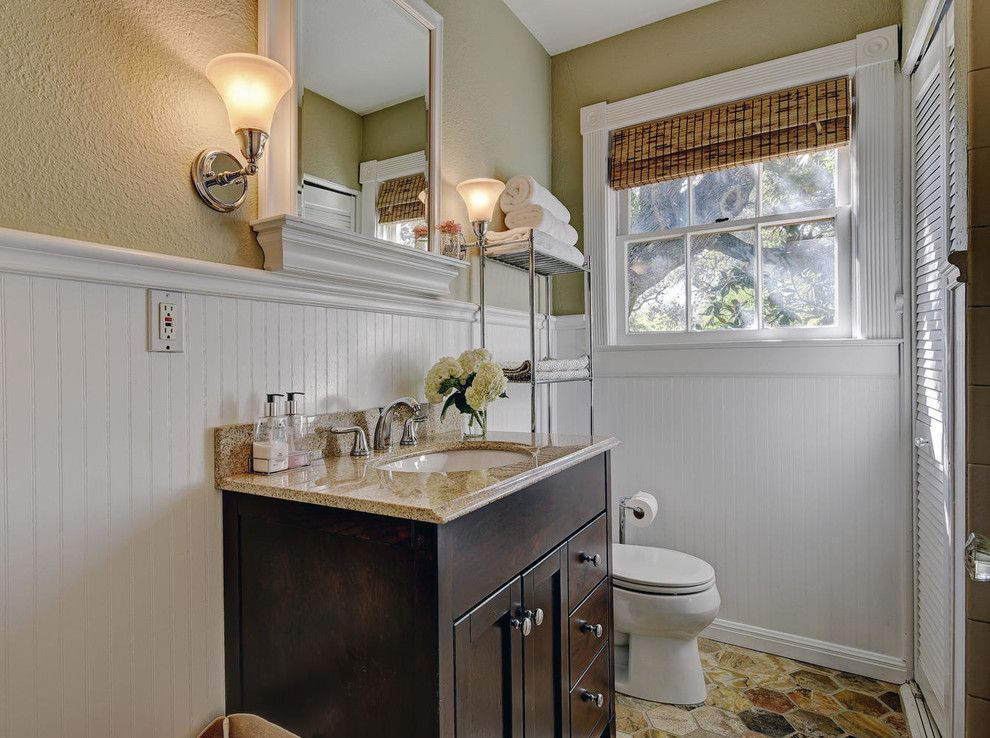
[609,77,851,190]
[376,172,427,223]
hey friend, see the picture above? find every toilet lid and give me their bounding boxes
[612,544,715,594]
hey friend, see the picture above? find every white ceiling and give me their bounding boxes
[502,0,723,55]
[300,0,428,115]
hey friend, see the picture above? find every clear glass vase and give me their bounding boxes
[462,410,488,440]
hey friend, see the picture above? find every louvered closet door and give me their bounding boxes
[911,20,954,736]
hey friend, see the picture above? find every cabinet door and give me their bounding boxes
[522,545,569,738]
[454,578,524,738]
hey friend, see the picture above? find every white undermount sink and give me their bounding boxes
[377,448,533,473]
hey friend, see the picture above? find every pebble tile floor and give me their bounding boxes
[616,638,909,738]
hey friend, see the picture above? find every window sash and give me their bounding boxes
[613,149,852,344]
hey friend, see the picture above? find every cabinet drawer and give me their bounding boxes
[567,514,608,611]
[569,579,610,687]
[569,645,610,738]
[442,456,607,618]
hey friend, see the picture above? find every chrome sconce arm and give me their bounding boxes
[191,53,291,213]
[192,130,269,212]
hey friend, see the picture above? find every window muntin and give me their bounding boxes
[619,148,849,339]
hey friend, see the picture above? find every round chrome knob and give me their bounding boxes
[914,436,930,449]
[581,691,605,707]
[580,552,602,567]
[510,615,533,637]
[529,608,544,627]
[581,622,604,638]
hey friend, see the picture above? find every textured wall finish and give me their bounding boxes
[0,0,262,268]
[549,0,901,313]
[299,88,364,190]
[427,0,552,308]
[362,96,428,163]
[299,92,427,191]
[0,0,551,309]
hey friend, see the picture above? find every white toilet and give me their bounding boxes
[612,543,720,705]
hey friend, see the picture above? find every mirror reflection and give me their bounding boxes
[297,0,430,248]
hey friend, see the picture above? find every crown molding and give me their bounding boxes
[0,226,478,322]
[252,214,466,297]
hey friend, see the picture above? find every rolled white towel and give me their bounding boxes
[500,176,571,223]
[505,206,579,247]
[500,356,590,380]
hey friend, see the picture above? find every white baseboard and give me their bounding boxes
[703,618,908,684]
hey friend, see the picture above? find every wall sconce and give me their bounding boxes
[192,53,292,212]
[456,178,505,242]
[456,178,505,348]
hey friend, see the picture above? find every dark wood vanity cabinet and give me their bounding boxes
[223,452,614,738]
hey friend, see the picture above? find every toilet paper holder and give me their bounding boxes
[618,496,645,544]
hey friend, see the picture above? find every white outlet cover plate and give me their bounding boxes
[148,289,185,353]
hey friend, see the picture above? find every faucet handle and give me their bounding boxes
[330,426,370,458]
[400,414,428,446]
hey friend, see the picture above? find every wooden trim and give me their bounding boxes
[251,215,464,295]
[0,225,477,321]
[902,0,950,75]
[704,617,908,683]
[360,151,428,237]
[257,0,298,219]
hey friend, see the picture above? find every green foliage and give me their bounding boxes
[626,150,840,333]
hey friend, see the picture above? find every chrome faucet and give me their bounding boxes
[374,397,424,451]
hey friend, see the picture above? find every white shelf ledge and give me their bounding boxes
[252,215,468,297]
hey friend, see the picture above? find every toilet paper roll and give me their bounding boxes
[626,491,658,527]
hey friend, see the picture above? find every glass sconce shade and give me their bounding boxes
[456,178,505,223]
[206,53,292,135]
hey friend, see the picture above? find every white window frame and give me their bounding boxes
[358,150,428,239]
[615,150,853,344]
[581,25,902,347]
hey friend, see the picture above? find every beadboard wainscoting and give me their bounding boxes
[591,344,909,682]
[0,228,555,738]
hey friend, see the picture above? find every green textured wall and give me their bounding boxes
[299,92,428,191]
[427,0,551,307]
[362,97,427,163]
[550,0,901,314]
[0,0,549,295]
[0,0,263,267]
[299,88,363,190]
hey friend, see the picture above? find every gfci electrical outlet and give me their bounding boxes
[148,289,185,353]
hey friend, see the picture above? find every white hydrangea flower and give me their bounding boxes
[457,348,492,379]
[465,360,507,410]
[465,384,485,411]
[424,356,462,403]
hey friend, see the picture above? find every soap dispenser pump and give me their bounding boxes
[285,391,311,469]
[252,393,289,474]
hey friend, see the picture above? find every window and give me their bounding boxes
[377,219,425,249]
[617,148,850,341]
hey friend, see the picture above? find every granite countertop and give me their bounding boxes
[217,430,619,524]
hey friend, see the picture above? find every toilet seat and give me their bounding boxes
[613,544,716,595]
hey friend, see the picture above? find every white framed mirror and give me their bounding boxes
[258,0,442,253]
